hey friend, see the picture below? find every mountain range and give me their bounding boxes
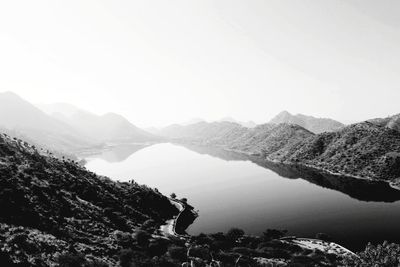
[0,92,157,155]
[39,102,158,143]
[156,117,400,182]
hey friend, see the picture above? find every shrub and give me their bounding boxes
[342,241,400,267]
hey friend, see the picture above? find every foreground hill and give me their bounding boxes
[39,103,159,143]
[0,92,97,153]
[269,111,344,133]
[0,133,177,265]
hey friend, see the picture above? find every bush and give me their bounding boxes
[342,241,400,267]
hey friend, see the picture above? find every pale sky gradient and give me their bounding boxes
[1,0,400,127]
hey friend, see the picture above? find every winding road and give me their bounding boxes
[160,198,186,236]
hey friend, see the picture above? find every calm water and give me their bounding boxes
[85,143,400,251]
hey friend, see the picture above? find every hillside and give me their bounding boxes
[269,122,400,181]
[160,118,400,182]
[158,121,313,155]
[0,133,177,266]
[369,113,400,132]
[158,121,247,142]
[40,103,159,143]
[227,123,313,155]
[269,111,344,134]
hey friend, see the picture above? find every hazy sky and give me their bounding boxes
[1,0,400,127]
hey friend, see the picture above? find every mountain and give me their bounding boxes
[270,122,400,181]
[159,116,400,182]
[0,92,96,153]
[269,111,344,133]
[157,121,248,142]
[157,121,313,155]
[39,103,159,143]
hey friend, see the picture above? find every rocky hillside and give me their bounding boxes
[271,122,400,181]
[269,111,344,133]
[158,121,314,156]
[0,133,177,266]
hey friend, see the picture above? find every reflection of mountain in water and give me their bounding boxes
[180,144,400,203]
[89,144,153,163]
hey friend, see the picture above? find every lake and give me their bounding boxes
[85,142,400,251]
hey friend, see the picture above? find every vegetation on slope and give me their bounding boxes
[159,119,400,181]
[0,133,177,266]
[271,122,400,180]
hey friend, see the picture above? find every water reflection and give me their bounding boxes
[87,143,153,163]
[85,143,400,251]
[180,144,400,203]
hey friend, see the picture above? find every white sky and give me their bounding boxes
[1,0,400,127]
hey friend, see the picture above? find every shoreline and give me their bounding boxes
[160,198,197,237]
[203,144,400,191]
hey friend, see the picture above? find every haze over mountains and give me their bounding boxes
[0,92,96,154]
[0,92,157,155]
[39,103,158,143]
[1,91,399,182]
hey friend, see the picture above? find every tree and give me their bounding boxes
[170,193,176,199]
